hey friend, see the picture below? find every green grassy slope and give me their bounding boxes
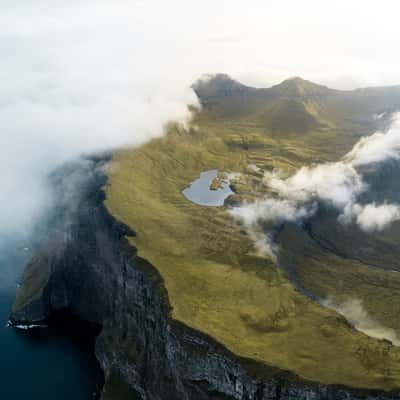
[278,220,400,336]
[105,75,400,391]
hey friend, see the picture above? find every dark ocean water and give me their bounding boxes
[0,238,102,399]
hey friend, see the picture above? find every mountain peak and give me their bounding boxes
[285,76,306,83]
[193,73,250,96]
[192,74,253,109]
[193,74,335,103]
[272,77,332,98]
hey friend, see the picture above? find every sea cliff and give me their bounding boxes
[9,157,400,400]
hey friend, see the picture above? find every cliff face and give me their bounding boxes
[9,157,400,400]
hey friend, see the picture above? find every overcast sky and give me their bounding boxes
[1,0,400,239]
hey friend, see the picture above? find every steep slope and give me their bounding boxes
[257,98,323,135]
[11,75,400,399]
[102,107,400,391]
[276,160,400,341]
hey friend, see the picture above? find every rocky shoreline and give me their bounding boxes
[9,156,400,400]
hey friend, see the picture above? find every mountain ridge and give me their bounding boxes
[194,73,400,137]
[10,73,400,399]
[195,73,400,95]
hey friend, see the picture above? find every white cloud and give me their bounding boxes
[0,1,200,239]
[266,162,364,208]
[230,115,400,254]
[345,117,400,166]
[341,202,400,232]
[230,199,316,258]
[248,231,278,260]
[3,0,400,243]
[322,298,400,346]
[230,198,314,226]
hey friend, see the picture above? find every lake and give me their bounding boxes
[182,169,233,206]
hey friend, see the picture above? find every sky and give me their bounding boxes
[2,0,400,240]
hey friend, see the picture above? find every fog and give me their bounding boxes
[3,0,400,244]
[322,298,400,346]
[230,115,400,256]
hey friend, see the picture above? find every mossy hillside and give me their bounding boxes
[13,254,50,313]
[278,219,400,336]
[307,209,400,272]
[105,93,400,391]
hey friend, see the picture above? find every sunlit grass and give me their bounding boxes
[105,107,400,390]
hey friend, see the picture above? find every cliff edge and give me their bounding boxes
[8,156,400,400]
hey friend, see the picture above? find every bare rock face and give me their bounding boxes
[9,157,400,400]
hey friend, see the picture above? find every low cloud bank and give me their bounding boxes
[0,1,199,243]
[4,1,400,260]
[322,298,400,346]
[230,115,400,256]
[340,202,400,232]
